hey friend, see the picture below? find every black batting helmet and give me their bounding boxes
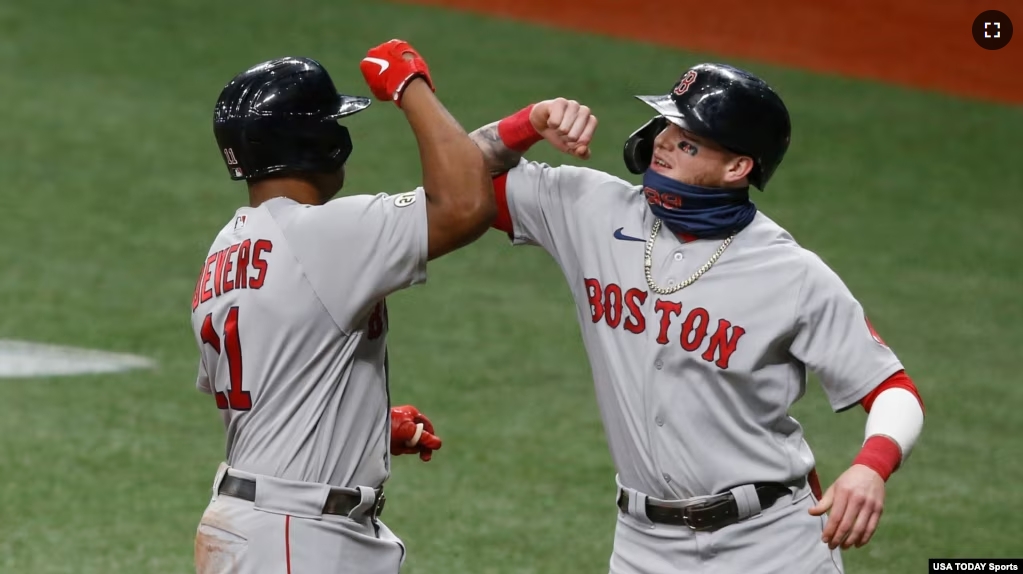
[623,63,791,190]
[213,56,371,181]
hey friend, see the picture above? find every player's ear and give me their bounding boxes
[723,155,754,186]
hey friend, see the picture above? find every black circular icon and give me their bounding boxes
[973,10,1013,50]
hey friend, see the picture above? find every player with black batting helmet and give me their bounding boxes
[192,42,494,574]
[212,56,371,183]
[622,63,791,191]
[466,62,925,573]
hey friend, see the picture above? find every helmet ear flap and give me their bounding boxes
[332,124,354,166]
[623,116,668,175]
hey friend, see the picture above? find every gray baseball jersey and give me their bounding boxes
[500,159,903,500]
[190,189,427,489]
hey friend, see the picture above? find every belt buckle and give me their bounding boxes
[681,504,714,532]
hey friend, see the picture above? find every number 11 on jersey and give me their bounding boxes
[200,306,252,411]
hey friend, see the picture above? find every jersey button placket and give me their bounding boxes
[667,249,684,284]
[648,238,677,503]
[648,356,666,498]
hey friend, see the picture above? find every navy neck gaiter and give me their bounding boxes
[642,170,757,239]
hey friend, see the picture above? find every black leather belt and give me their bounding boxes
[617,484,791,531]
[218,475,386,518]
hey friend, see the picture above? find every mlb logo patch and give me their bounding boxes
[234,215,247,231]
[233,168,244,178]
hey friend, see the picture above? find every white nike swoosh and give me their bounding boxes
[363,57,389,75]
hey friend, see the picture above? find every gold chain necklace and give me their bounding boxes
[643,219,735,295]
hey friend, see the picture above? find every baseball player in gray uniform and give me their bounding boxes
[190,40,494,574]
[468,63,926,572]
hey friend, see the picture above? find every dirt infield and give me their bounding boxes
[401,0,1022,106]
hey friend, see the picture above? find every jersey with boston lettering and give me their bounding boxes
[500,159,903,500]
[190,190,427,489]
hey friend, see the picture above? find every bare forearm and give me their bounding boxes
[468,121,524,176]
[400,79,495,259]
[469,99,598,176]
[402,80,490,205]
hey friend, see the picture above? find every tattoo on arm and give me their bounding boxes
[469,121,523,176]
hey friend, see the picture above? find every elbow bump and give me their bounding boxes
[437,198,496,239]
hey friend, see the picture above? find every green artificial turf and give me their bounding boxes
[0,0,1020,572]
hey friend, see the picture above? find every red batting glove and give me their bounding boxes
[390,405,443,462]
[359,39,435,108]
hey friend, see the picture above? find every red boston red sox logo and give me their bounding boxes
[673,70,698,96]
[644,187,683,210]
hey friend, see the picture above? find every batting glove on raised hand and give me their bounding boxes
[391,405,442,462]
[359,39,435,108]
